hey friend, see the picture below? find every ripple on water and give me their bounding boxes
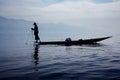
[0,43,120,80]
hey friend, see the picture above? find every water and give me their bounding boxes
[0,33,120,80]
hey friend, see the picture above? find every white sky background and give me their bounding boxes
[0,0,120,34]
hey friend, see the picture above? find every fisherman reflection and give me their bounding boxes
[33,44,39,71]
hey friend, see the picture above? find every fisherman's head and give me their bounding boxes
[33,22,37,25]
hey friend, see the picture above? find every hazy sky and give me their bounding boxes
[0,0,120,30]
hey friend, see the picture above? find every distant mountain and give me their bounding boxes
[0,16,32,34]
[0,16,82,34]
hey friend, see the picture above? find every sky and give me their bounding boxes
[0,0,120,32]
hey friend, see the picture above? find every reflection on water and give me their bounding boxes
[33,44,39,71]
[80,43,106,47]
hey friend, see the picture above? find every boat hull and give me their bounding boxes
[38,36,112,46]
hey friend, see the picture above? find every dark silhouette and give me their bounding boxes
[37,36,112,46]
[31,22,40,43]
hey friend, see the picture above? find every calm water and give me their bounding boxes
[0,34,120,80]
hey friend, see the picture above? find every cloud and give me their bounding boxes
[37,1,120,24]
[113,0,120,2]
[0,0,120,29]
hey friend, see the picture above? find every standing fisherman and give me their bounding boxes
[31,22,40,43]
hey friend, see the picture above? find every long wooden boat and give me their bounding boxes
[38,36,112,46]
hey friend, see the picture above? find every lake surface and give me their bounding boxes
[0,33,120,80]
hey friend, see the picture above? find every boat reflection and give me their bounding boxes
[80,43,106,47]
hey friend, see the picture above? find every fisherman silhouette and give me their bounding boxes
[31,22,40,43]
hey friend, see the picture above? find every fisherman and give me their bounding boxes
[31,22,40,43]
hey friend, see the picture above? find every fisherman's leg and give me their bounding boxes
[35,36,38,43]
[36,34,41,42]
